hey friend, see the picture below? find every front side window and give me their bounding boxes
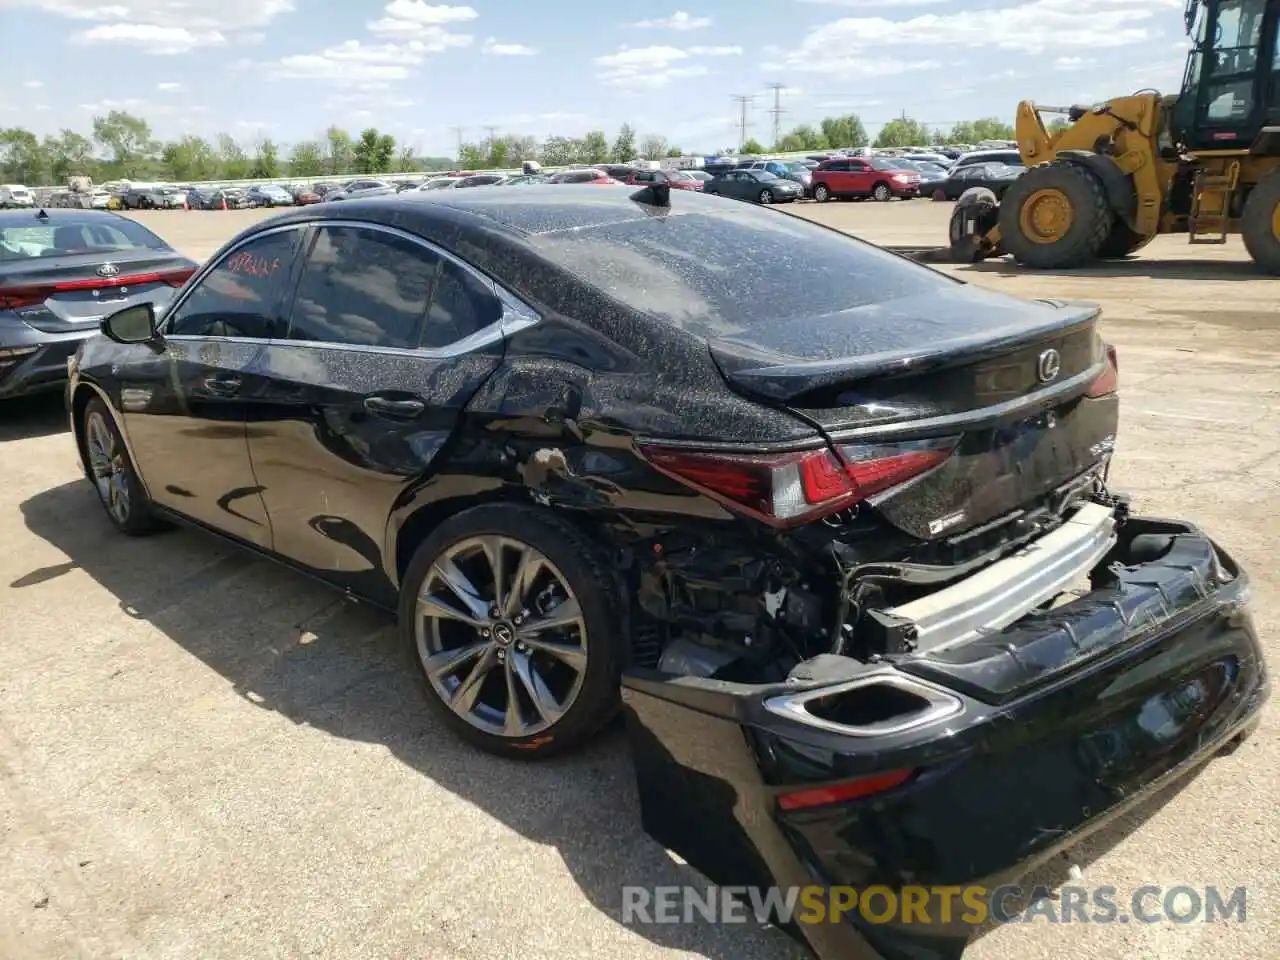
[166,229,300,338]
[287,225,438,349]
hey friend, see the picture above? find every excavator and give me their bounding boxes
[949,0,1280,272]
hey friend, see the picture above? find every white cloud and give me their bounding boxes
[69,22,226,53]
[367,0,477,44]
[3,0,294,32]
[481,37,537,55]
[777,0,1179,72]
[594,45,709,87]
[764,54,941,76]
[1054,55,1096,70]
[687,45,741,55]
[21,80,44,88]
[78,97,173,114]
[33,104,50,111]
[157,81,182,91]
[633,10,711,30]
[269,35,471,85]
[800,0,948,5]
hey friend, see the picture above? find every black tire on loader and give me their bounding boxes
[1241,170,1280,275]
[997,160,1111,269]
[1097,218,1147,259]
[948,187,1000,260]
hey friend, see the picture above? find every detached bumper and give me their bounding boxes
[621,514,1268,960]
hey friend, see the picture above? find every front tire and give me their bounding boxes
[758,189,774,204]
[399,503,624,759]
[872,182,893,202]
[82,398,162,536]
[1241,170,1280,274]
[997,160,1110,268]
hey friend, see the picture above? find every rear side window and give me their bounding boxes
[424,259,502,349]
[0,217,168,261]
[167,229,299,338]
[287,226,437,349]
[529,202,955,336]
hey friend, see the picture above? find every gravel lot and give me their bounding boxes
[1,201,1276,960]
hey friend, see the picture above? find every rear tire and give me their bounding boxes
[813,184,831,202]
[399,503,624,759]
[1241,171,1280,274]
[997,160,1111,268]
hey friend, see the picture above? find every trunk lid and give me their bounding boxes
[0,251,194,334]
[707,288,1117,539]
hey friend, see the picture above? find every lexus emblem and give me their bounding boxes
[97,263,120,278]
[1037,348,1062,383]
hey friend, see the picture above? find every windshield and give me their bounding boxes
[0,216,168,261]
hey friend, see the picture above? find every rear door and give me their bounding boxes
[244,222,511,603]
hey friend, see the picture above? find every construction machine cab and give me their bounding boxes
[1173,0,1280,151]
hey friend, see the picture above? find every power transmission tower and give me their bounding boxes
[450,126,465,162]
[731,94,755,152]
[767,83,786,148]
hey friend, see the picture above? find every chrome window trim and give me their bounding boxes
[161,218,540,357]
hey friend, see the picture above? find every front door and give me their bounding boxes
[245,223,508,603]
[115,226,303,547]
[1187,0,1271,146]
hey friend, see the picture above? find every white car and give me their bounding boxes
[89,189,111,209]
[418,177,462,191]
[0,184,35,208]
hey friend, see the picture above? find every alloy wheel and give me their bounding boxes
[415,535,589,738]
[85,411,130,524]
[759,190,774,204]
[874,184,892,202]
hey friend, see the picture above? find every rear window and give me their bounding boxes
[528,201,956,336]
[0,217,168,261]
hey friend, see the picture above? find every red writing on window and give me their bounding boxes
[225,251,282,278]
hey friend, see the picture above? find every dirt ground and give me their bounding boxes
[1,200,1276,960]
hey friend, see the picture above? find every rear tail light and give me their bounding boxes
[0,267,195,310]
[1086,343,1118,398]
[777,768,916,811]
[637,438,955,527]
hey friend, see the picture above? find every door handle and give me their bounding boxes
[363,396,425,419]
[202,374,241,396]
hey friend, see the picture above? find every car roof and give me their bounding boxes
[0,208,126,224]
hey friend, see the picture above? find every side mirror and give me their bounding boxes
[101,302,160,345]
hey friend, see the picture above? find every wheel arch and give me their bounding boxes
[69,380,112,481]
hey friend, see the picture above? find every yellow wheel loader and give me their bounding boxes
[951,0,1280,272]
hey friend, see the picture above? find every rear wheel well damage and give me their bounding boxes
[69,383,99,479]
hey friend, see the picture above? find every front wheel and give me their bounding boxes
[758,189,774,204]
[813,184,831,203]
[872,183,893,202]
[400,503,624,758]
[82,398,163,536]
[1241,170,1280,274]
[997,160,1111,269]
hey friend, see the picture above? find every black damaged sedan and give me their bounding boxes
[66,185,1268,960]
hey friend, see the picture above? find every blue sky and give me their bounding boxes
[1,0,1191,157]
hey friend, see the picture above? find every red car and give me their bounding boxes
[547,169,617,185]
[293,189,322,205]
[811,156,921,202]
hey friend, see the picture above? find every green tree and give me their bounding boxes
[161,135,217,180]
[0,128,48,184]
[969,117,1015,142]
[288,140,325,177]
[250,138,281,179]
[217,133,249,180]
[324,126,353,175]
[820,114,868,150]
[668,146,683,158]
[1047,117,1070,136]
[783,124,827,151]
[611,123,636,163]
[639,133,668,160]
[91,110,156,175]
[396,145,417,172]
[741,137,766,155]
[874,116,930,148]
[43,130,95,183]
[353,128,395,173]
[539,135,577,166]
[580,129,609,164]
[459,141,489,169]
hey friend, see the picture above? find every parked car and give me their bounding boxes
[933,161,1025,200]
[246,184,295,207]
[453,174,507,188]
[124,186,184,210]
[951,148,1024,172]
[216,188,255,210]
[738,158,814,196]
[0,208,196,399]
[419,177,462,191]
[811,156,922,202]
[627,170,701,191]
[0,185,35,208]
[325,180,398,201]
[704,169,803,204]
[499,175,550,186]
[293,187,323,205]
[895,159,949,193]
[67,186,1267,960]
[546,169,615,184]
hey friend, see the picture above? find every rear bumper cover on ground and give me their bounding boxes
[621,513,1268,960]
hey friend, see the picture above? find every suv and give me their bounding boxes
[0,185,35,208]
[811,157,921,202]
